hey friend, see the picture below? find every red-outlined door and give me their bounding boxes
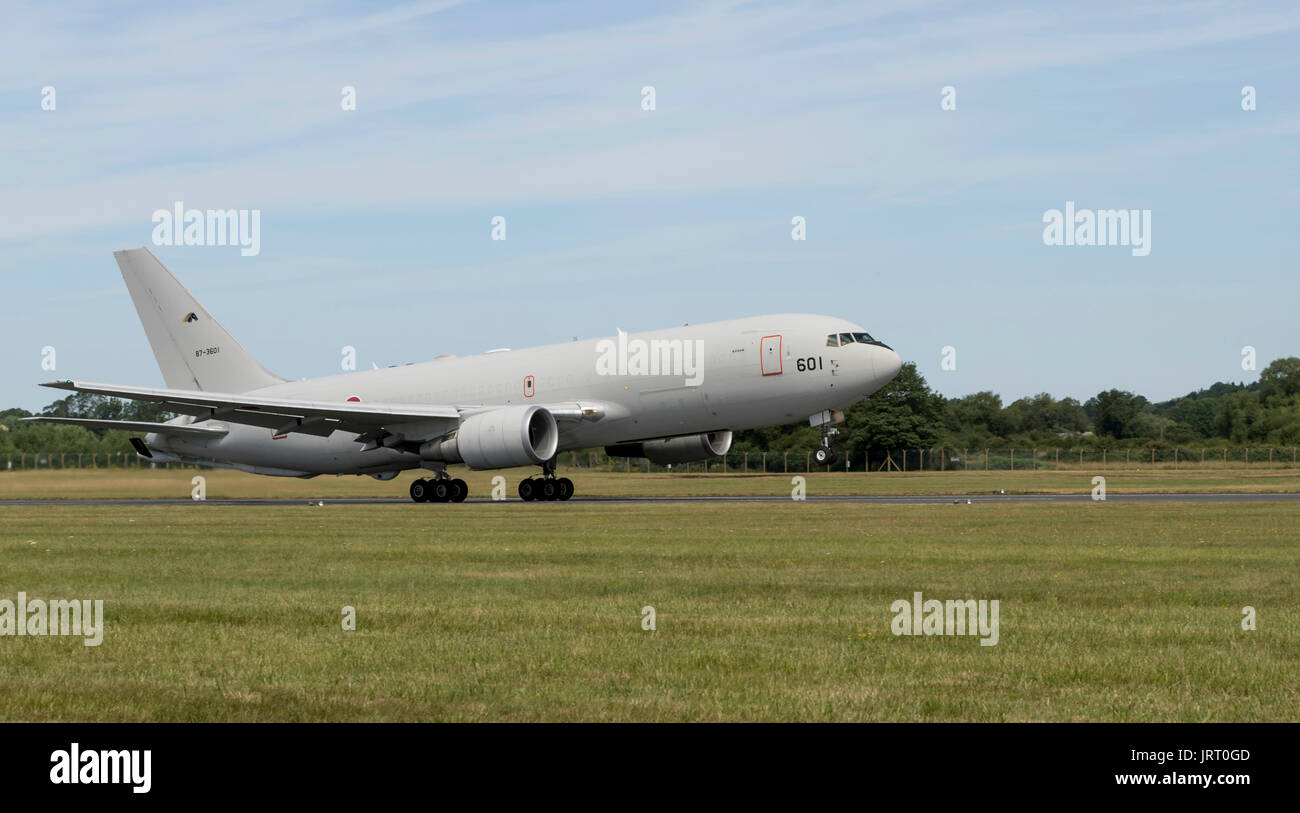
[761,335,782,375]
[523,375,535,397]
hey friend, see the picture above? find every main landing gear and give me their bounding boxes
[408,460,577,503]
[518,457,574,502]
[410,475,467,503]
[518,477,574,501]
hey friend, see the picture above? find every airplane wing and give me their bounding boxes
[39,379,461,444]
[21,416,229,438]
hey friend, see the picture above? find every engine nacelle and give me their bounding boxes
[605,430,732,465]
[421,405,559,469]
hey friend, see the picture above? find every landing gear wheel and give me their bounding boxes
[814,446,838,466]
[410,479,430,503]
[556,477,574,501]
[431,480,453,502]
[539,479,559,501]
[518,479,537,502]
[449,478,468,503]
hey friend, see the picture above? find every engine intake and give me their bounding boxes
[422,405,558,469]
[605,430,732,465]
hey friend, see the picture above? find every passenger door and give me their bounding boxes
[760,334,782,376]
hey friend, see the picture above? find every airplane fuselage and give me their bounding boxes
[149,313,901,476]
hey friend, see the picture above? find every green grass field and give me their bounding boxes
[1,500,1295,721]
[3,464,1300,499]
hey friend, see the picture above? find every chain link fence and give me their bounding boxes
[551,446,1300,474]
[1,452,205,470]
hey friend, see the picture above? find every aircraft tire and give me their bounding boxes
[449,478,468,502]
[410,479,430,503]
[556,478,574,501]
[518,479,537,501]
[431,480,452,502]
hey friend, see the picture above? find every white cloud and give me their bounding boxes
[2,0,1297,241]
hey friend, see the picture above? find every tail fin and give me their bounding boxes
[113,247,284,393]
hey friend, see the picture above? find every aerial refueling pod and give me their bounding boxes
[605,430,732,465]
[421,405,558,469]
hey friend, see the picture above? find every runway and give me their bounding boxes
[4,492,1300,506]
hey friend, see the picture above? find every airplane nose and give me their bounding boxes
[873,346,902,383]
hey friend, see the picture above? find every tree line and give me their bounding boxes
[0,393,172,456]
[732,357,1300,459]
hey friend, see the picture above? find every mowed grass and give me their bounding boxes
[3,465,1300,500]
[0,502,1295,721]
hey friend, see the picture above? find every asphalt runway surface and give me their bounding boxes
[4,493,1300,506]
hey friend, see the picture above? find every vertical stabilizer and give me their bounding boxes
[113,247,284,393]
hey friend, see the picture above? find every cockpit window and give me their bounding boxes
[829,331,880,346]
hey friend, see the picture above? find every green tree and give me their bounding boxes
[946,391,1005,436]
[1259,357,1300,405]
[1050,397,1091,433]
[41,394,172,423]
[1218,390,1264,442]
[840,363,944,464]
[1086,390,1148,439]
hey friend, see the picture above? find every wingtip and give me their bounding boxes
[39,379,76,389]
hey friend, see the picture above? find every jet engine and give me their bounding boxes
[605,430,732,465]
[421,405,558,469]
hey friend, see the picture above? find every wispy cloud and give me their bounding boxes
[2,1,1297,408]
[4,0,1296,240]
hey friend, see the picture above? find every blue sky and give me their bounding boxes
[2,0,1297,411]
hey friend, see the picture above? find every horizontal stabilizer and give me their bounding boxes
[39,379,461,440]
[22,416,229,438]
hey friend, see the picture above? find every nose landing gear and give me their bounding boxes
[813,416,842,467]
[813,446,839,466]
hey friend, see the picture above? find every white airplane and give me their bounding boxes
[28,248,902,502]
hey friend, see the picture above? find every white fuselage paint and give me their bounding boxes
[147,314,901,476]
